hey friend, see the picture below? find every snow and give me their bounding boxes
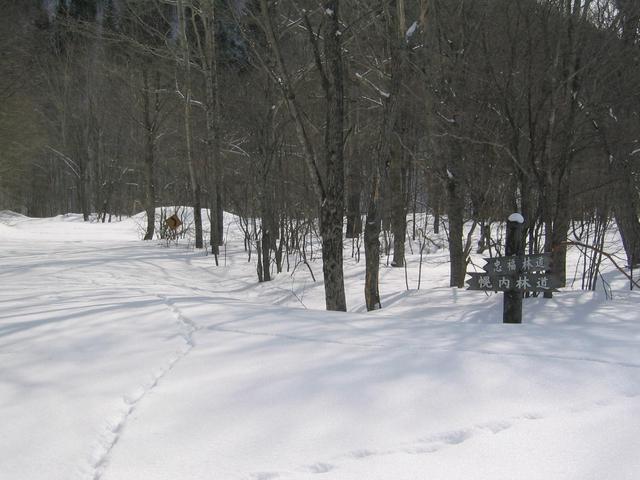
[1,211,639,479]
[405,21,418,42]
[508,212,525,223]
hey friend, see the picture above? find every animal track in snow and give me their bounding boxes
[251,472,281,480]
[284,396,637,479]
[89,295,199,480]
[280,411,551,479]
[349,449,377,458]
[306,462,335,474]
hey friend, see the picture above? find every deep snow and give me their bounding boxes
[1,211,639,480]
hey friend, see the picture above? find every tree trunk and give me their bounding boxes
[390,151,408,267]
[613,1,640,268]
[615,208,640,268]
[261,217,271,282]
[364,170,382,311]
[142,67,155,241]
[78,166,90,222]
[320,0,347,311]
[363,0,404,305]
[345,77,362,239]
[389,0,409,268]
[346,172,362,238]
[446,175,466,288]
[177,0,203,249]
[258,0,346,310]
[613,161,640,267]
[321,201,346,311]
[345,190,362,239]
[200,2,223,259]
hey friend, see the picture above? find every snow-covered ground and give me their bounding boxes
[1,210,639,480]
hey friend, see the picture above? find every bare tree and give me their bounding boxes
[250,0,347,311]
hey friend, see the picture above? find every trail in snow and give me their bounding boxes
[90,294,199,480]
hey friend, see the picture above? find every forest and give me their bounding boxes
[1,0,639,311]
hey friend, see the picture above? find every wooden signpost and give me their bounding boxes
[482,253,551,274]
[466,214,562,323]
[467,271,562,293]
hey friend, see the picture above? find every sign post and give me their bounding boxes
[466,214,562,323]
[503,213,524,324]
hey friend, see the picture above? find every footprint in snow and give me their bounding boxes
[442,429,471,445]
[418,428,472,446]
[306,462,335,474]
[520,411,544,420]
[478,420,512,434]
[405,444,440,455]
[349,449,377,459]
[251,472,281,480]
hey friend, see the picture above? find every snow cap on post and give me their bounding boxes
[508,213,525,224]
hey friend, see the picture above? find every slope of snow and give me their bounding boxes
[1,211,639,480]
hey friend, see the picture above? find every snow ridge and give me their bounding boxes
[89,295,198,480]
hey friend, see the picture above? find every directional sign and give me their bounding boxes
[468,216,561,323]
[482,253,551,274]
[466,272,562,293]
[165,214,183,230]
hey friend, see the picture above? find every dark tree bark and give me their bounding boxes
[363,0,403,309]
[260,216,272,282]
[613,163,640,267]
[345,69,362,240]
[141,67,156,240]
[177,0,203,249]
[345,189,362,239]
[612,0,640,267]
[319,0,347,311]
[445,172,466,288]
[364,171,382,310]
[197,2,224,260]
[257,0,347,310]
[390,147,409,267]
[389,1,410,269]
[542,177,570,297]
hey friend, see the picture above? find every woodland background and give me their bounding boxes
[1,0,639,310]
